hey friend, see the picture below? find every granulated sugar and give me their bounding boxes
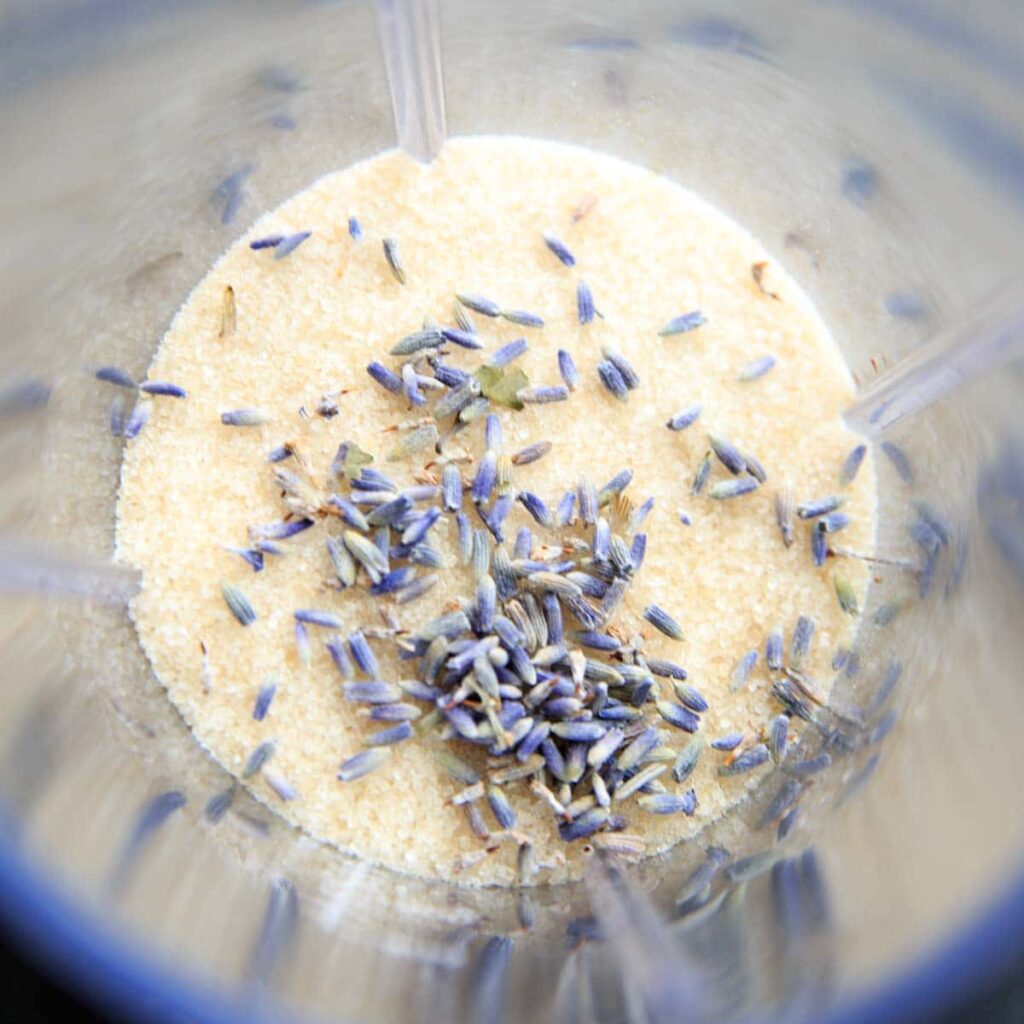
[116,136,875,885]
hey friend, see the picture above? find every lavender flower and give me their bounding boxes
[542,232,576,267]
[659,311,706,336]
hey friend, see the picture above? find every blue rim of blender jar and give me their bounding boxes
[0,826,293,1024]
[0,825,1022,1023]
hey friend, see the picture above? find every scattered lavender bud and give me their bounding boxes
[364,722,414,747]
[551,721,606,742]
[708,476,759,500]
[811,523,827,565]
[472,451,498,505]
[400,506,441,546]
[659,311,706,336]
[458,397,489,424]
[518,385,569,404]
[294,620,311,664]
[253,680,277,721]
[881,440,913,483]
[348,630,380,676]
[790,752,831,777]
[512,441,552,466]
[766,628,783,670]
[96,366,136,389]
[834,575,859,615]
[597,360,628,400]
[709,434,747,475]
[673,736,704,783]
[109,395,126,436]
[757,778,802,828]
[598,468,633,504]
[431,360,470,388]
[221,408,268,427]
[513,527,532,560]
[873,599,905,627]
[629,532,646,571]
[797,496,844,519]
[517,491,553,527]
[555,490,577,527]
[630,495,655,528]
[577,281,595,325]
[674,683,708,712]
[456,512,472,563]
[391,328,443,357]
[558,807,610,841]
[501,309,544,329]
[600,347,639,389]
[457,292,501,317]
[401,362,425,406]
[557,350,579,391]
[491,338,528,367]
[586,728,625,769]
[778,807,800,840]
[790,615,815,668]
[249,235,284,250]
[645,659,687,680]
[774,488,794,546]
[593,518,611,562]
[643,604,684,640]
[638,791,697,815]
[481,414,503,457]
[442,463,462,512]
[348,216,362,241]
[667,405,701,431]
[742,450,767,484]
[718,744,770,776]
[367,361,403,395]
[820,512,851,533]
[691,452,712,496]
[441,326,485,350]
[395,573,438,604]
[711,733,743,751]
[768,715,789,760]
[221,582,256,626]
[730,650,758,692]
[382,237,405,284]
[331,638,360,679]
[911,500,951,547]
[738,355,776,382]
[273,230,311,260]
[839,444,867,486]
[264,772,298,801]
[365,493,413,527]
[337,747,391,781]
[213,164,251,225]
[139,381,186,398]
[295,609,343,629]
[242,740,275,778]
[249,518,313,541]
[543,232,576,267]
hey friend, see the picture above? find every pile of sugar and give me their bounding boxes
[116,136,875,885]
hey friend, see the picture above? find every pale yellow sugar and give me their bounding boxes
[116,136,876,886]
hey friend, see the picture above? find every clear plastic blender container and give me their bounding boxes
[0,1,1022,1021]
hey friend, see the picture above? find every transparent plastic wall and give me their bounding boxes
[0,1,1022,1021]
